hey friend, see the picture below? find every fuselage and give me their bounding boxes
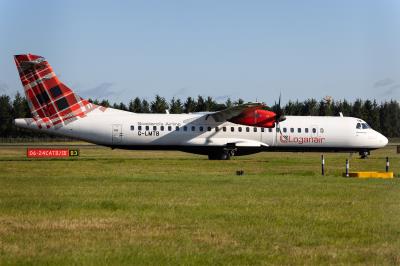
[12,54,389,159]
[15,107,388,156]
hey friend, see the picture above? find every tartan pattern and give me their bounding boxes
[14,54,102,128]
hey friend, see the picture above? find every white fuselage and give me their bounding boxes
[15,107,388,156]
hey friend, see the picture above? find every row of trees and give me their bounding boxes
[1,93,400,138]
[87,95,231,114]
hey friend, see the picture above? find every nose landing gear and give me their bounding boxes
[359,150,370,159]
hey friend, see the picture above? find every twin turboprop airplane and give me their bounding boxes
[13,54,388,160]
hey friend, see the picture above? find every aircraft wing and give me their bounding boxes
[206,103,264,122]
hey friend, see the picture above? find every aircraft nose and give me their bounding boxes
[379,133,388,147]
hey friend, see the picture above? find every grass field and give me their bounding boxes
[0,144,399,265]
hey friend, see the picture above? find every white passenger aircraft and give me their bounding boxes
[13,54,388,159]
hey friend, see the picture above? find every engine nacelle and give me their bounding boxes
[229,109,277,128]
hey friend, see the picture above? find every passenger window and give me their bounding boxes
[153,126,157,131]
[238,127,242,132]
[223,127,226,132]
[145,126,149,131]
[246,127,250,132]
[356,123,361,129]
[277,128,280,133]
[283,128,287,133]
[199,126,203,131]
[320,128,324,133]
[261,128,265,132]
[168,126,172,131]
[268,128,272,133]
[362,123,368,129]
[231,127,235,132]
[138,126,142,131]
[183,126,188,131]
[160,126,164,131]
[290,128,294,133]
[130,125,134,131]
[253,127,257,132]
[207,127,211,131]
[191,126,195,131]
[312,128,316,133]
[175,126,179,131]
[297,128,301,133]
[305,128,308,133]
[216,127,220,132]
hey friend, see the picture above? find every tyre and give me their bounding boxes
[208,151,230,160]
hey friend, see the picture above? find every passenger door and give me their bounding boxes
[112,124,123,144]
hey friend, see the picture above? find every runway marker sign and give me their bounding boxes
[27,148,79,158]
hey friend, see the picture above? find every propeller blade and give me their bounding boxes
[274,92,286,124]
[278,93,281,109]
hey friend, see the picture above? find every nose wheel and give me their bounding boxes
[359,150,370,159]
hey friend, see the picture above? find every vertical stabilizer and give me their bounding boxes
[14,54,99,128]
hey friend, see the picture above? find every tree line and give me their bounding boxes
[1,93,400,139]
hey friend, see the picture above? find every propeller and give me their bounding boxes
[273,93,286,124]
[273,93,287,139]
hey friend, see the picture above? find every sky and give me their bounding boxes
[1,0,400,105]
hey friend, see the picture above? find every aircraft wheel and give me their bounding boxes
[208,151,230,160]
[220,152,230,160]
[359,150,370,159]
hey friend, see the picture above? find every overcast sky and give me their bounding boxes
[1,0,399,105]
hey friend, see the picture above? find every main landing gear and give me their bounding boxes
[208,148,236,160]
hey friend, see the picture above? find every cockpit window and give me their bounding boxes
[356,123,361,129]
[362,123,369,129]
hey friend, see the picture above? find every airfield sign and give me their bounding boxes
[27,148,79,158]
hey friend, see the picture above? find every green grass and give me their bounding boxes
[0,145,399,265]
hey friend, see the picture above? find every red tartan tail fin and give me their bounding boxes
[14,54,97,127]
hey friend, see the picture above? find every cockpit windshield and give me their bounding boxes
[356,122,370,129]
[362,123,370,129]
